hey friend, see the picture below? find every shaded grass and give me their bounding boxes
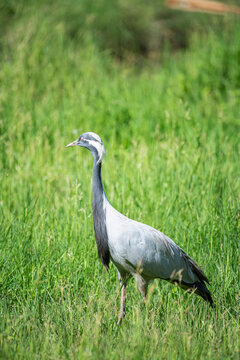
[0,6,240,360]
[0,0,230,61]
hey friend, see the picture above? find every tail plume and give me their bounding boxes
[193,281,214,307]
[169,278,214,307]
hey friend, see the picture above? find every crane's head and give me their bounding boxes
[66,132,105,164]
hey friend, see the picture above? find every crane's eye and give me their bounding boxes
[80,137,85,141]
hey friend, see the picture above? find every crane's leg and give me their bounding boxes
[118,272,128,325]
[134,274,148,302]
[118,282,127,324]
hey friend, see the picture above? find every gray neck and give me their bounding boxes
[92,154,110,269]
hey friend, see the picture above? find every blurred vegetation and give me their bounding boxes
[1,0,237,62]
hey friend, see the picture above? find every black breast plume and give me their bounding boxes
[93,198,110,270]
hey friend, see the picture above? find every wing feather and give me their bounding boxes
[178,248,210,284]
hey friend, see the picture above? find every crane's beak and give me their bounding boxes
[66,140,78,148]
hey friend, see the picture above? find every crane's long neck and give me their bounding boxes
[92,158,110,270]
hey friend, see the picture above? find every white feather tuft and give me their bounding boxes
[87,139,105,164]
[88,132,102,143]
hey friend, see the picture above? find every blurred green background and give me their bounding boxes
[0,1,239,359]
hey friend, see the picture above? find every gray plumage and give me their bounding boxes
[66,132,214,322]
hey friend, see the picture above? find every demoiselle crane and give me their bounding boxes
[66,132,213,322]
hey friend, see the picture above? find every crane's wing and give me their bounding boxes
[125,224,208,285]
[106,204,208,284]
[106,202,213,306]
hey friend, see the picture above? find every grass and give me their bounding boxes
[0,2,240,359]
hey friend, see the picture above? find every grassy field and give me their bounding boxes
[0,1,240,359]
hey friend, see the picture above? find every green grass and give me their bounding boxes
[0,3,240,359]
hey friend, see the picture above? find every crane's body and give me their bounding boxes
[106,200,204,283]
[66,132,213,322]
